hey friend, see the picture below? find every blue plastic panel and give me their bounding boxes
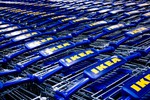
[59,48,99,67]
[84,55,127,80]
[39,42,75,57]
[4,29,29,38]
[122,69,150,99]
[103,23,126,32]
[25,36,57,49]
[125,27,149,38]
[12,32,39,42]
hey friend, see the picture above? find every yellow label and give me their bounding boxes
[61,17,76,22]
[131,74,150,92]
[44,42,71,54]
[41,37,53,43]
[73,17,88,22]
[21,11,28,14]
[91,57,121,74]
[89,21,107,27]
[131,27,148,34]
[51,15,65,20]
[22,29,28,33]
[107,24,124,30]
[27,37,53,48]
[41,13,55,17]
[65,50,94,63]
[91,69,99,74]
[31,32,38,35]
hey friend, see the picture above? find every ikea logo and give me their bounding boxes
[13,32,38,41]
[6,29,28,38]
[73,17,89,23]
[42,13,55,17]
[64,50,94,63]
[130,27,148,34]
[61,17,76,22]
[91,57,121,74]
[0,26,18,33]
[26,37,54,49]
[40,37,54,43]
[51,15,65,20]
[131,74,150,92]
[25,32,37,37]
[44,42,71,55]
[32,11,46,16]
[107,24,124,30]
[89,21,107,27]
